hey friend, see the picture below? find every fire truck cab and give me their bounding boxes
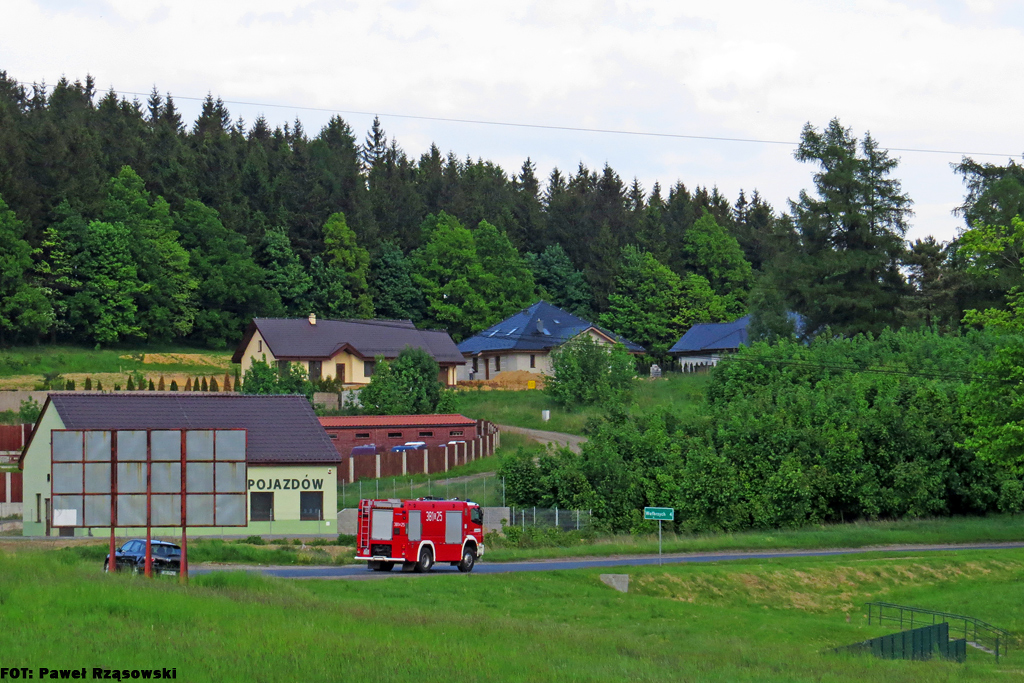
[356,498,485,573]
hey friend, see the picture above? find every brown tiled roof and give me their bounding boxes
[319,414,477,428]
[36,393,339,466]
[232,318,465,365]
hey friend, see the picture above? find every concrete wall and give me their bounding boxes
[0,391,48,413]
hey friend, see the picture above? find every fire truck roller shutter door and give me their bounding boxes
[371,509,394,540]
[408,510,421,541]
[445,510,461,544]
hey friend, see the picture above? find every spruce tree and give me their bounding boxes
[775,119,912,338]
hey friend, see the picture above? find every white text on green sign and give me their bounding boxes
[644,507,674,521]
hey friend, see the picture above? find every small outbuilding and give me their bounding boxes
[19,392,340,537]
[456,301,644,381]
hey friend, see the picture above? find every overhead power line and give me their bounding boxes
[16,81,1023,159]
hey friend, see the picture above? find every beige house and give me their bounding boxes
[456,301,645,381]
[232,315,465,387]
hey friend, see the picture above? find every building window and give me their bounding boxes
[418,431,434,437]
[472,357,478,373]
[495,356,501,372]
[530,354,535,368]
[300,491,323,521]
[258,340,263,353]
[388,432,402,438]
[336,363,346,384]
[277,360,288,375]
[450,430,463,436]
[364,361,375,377]
[309,360,323,381]
[328,434,338,439]
[250,492,274,522]
[356,432,371,439]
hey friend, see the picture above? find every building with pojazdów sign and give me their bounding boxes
[19,393,340,537]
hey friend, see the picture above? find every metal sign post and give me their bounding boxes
[643,507,675,566]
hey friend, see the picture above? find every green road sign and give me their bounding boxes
[643,507,674,521]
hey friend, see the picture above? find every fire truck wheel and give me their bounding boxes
[415,548,434,573]
[458,548,476,573]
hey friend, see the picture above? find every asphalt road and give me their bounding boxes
[192,541,1024,580]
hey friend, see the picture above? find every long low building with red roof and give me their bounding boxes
[319,414,479,457]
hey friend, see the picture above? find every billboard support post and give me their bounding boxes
[145,432,153,578]
[109,431,118,573]
[180,430,187,584]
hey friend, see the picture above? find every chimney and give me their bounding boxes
[308,313,317,325]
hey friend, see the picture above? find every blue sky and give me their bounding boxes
[7,0,1024,242]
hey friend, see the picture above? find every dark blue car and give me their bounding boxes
[104,539,181,575]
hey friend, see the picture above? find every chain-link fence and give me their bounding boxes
[339,473,506,509]
[509,506,593,531]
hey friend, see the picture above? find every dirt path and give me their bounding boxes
[497,424,586,453]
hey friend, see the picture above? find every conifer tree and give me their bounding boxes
[201,377,208,391]
[210,377,219,392]
[170,379,179,391]
[158,376,165,391]
[223,372,231,391]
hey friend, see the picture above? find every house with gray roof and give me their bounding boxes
[20,392,340,537]
[456,301,644,381]
[232,315,465,387]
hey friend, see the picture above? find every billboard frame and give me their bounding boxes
[50,428,248,579]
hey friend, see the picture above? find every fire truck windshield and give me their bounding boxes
[470,507,483,525]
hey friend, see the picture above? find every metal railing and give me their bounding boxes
[866,602,1010,660]
[509,506,592,531]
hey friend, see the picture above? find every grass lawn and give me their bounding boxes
[483,513,1024,562]
[455,372,710,435]
[0,344,234,390]
[1,546,1021,681]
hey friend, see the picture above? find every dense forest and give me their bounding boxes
[1,71,1021,355]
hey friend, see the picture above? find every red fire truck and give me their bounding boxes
[356,498,485,572]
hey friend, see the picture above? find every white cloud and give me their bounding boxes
[4,0,1023,241]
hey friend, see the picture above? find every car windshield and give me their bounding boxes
[152,545,180,558]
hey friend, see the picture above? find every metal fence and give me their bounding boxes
[509,506,593,531]
[866,602,1009,660]
[835,621,967,663]
[339,474,506,509]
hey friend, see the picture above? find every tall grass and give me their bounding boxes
[2,547,1021,680]
[0,345,232,380]
[483,513,1024,561]
[455,372,710,435]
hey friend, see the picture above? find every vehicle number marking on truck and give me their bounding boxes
[425,511,444,522]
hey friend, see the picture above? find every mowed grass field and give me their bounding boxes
[1,547,1022,681]
[0,344,233,390]
[455,372,711,435]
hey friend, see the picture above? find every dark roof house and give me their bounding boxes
[668,316,751,357]
[232,316,465,365]
[20,393,339,469]
[458,301,645,356]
